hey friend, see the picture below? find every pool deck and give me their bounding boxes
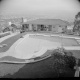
[0,32,80,63]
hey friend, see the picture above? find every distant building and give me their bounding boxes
[0,18,22,28]
[21,19,70,33]
[0,18,23,32]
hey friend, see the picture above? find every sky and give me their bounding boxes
[0,0,80,22]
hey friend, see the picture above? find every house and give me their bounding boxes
[21,19,70,33]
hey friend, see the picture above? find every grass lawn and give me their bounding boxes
[0,32,27,53]
[1,52,75,78]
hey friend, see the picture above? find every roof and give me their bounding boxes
[22,19,70,26]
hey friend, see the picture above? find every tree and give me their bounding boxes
[11,24,17,29]
[3,27,10,32]
[73,12,80,35]
[11,24,18,32]
[75,12,80,20]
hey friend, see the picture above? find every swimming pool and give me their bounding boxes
[0,33,80,61]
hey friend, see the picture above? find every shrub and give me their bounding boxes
[50,51,76,77]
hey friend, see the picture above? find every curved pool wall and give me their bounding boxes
[0,33,80,60]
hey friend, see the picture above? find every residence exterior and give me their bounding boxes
[21,19,70,33]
